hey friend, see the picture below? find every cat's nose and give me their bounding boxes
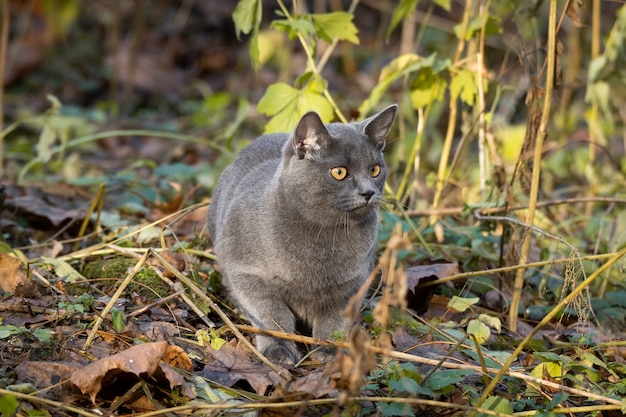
[361,190,375,202]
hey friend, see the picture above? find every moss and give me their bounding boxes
[81,256,170,300]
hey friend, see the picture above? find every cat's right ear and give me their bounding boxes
[292,112,330,159]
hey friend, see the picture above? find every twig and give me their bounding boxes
[472,247,626,412]
[417,252,617,288]
[149,249,293,382]
[83,250,151,349]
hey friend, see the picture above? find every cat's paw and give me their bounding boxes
[310,346,336,363]
[262,343,301,365]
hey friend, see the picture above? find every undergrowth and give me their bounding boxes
[1,0,626,416]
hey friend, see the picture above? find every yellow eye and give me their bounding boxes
[330,167,348,180]
[371,164,381,177]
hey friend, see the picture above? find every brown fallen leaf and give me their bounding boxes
[71,341,191,403]
[201,339,288,395]
[16,361,84,393]
[404,262,459,314]
[0,253,39,297]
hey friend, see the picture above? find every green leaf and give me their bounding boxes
[111,308,126,333]
[467,319,490,344]
[258,82,334,133]
[0,394,19,416]
[410,68,447,109]
[450,68,478,106]
[455,14,502,40]
[31,329,55,345]
[376,401,414,417]
[447,296,479,312]
[311,12,359,44]
[0,325,22,339]
[40,257,86,283]
[272,17,316,40]
[209,329,227,350]
[424,369,474,392]
[478,314,501,334]
[475,396,513,417]
[232,0,260,37]
[389,377,420,395]
[258,83,299,116]
[360,53,444,115]
[233,0,262,68]
[37,124,57,163]
[387,0,420,38]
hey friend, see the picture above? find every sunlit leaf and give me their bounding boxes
[0,394,19,416]
[409,68,447,109]
[475,396,513,417]
[455,14,502,40]
[360,53,445,115]
[232,0,260,37]
[450,68,479,106]
[467,319,490,344]
[232,0,262,68]
[272,17,316,40]
[40,257,86,283]
[311,12,359,44]
[258,83,299,116]
[387,0,420,38]
[478,314,501,334]
[447,296,479,312]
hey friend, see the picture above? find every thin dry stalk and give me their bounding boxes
[432,0,473,209]
[150,249,293,382]
[0,0,9,176]
[472,246,626,413]
[509,0,559,333]
[83,250,151,349]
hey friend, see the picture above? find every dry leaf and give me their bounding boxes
[404,262,459,314]
[201,339,288,395]
[0,253,28,293]
[16,361,83,393]
[71,341,185,403]
[163,344,193,371]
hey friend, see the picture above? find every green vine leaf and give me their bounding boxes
[387,0,420,38]
[450,68,480,106]
[232,0,263,68]
[311,12,359,44]
[258,83,334,133]
[233,0,259,37]
[272,16,316,40]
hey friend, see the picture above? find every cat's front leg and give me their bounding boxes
[233,282,301,364]
[310,311,346,361]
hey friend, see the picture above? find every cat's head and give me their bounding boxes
[280,105,398,221]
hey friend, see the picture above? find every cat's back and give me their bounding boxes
[207,133,287,240]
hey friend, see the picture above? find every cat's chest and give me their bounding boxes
[271,222,376,277]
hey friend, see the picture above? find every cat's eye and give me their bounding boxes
[330,167,348,180]
[371,164,381,177]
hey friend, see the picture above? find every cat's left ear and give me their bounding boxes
[293,111,330,159]
[362,104,398,150]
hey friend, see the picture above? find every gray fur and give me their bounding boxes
[207,105,398,364]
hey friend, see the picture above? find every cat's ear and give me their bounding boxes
[293,111,330,159]
[362,104,398,150]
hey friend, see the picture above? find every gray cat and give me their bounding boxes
[207,104,398,364]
